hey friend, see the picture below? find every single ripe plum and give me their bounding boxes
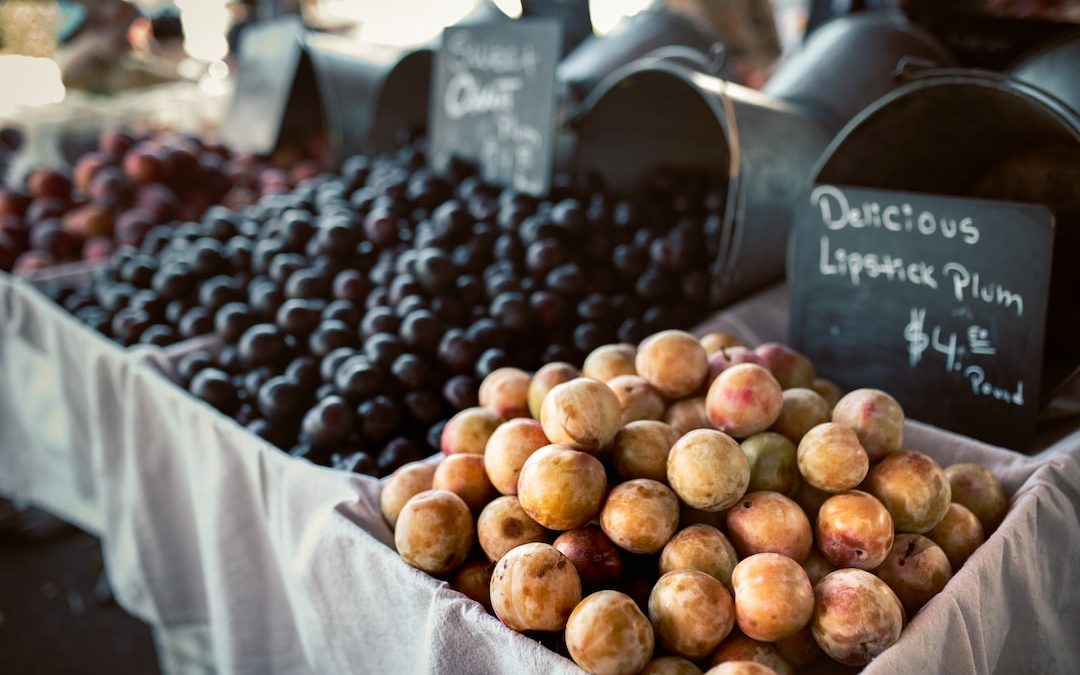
[816,490,894,569]
[518,445,607,530]
[668,429,750,512]
[479,367,530,419]
[726,491,812,562]
[380,461,437,528]
[552,527,623,589]
[451,560,494,611]
[700,332,744,355]
[490,542,581,631]
[649,570,735,659]
[641,656,703,675]
[811,569,904,666]
[540,378,622,453]
[754,343,815,390]
[741,433,800,497]
[527,362,579,418]
[600,479,680,554]
[659,524,739,587]
[706,364,783,438]
[831,388,905,462]
[664,397,712,435]
[927,502,985,568]
[636,330,709,399]
[775,625,819,668]
[802,549,834,586]
[607,374,665,425]
[731,553,814,641]
[875,534,953,615]
[613,420,680,483]
[582,343,638,382]
[811,378,842,410]
[945,463,1008,532]
[770,388,830,444]
[483,418,549,495]
[433,453,497,512]
[704,663,779,675]
[703,347,766,393]
[865,450,951,533]
[796,423,869,492]
[708,635,793,675]
[441,407,502,455]
[565,590,654,675]
[394,490,474,575]
[477,496,548,562]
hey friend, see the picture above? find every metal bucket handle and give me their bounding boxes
[893,57,1080,129]
[641,43,728,77]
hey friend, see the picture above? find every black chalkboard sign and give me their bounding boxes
[788,184,1055,449]
[220,17,305,154]
[429,20,562,196]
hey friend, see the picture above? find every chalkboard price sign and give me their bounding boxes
[429,20,562,196]
[789,184,1055,449]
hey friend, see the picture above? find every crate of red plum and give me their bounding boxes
[0,129,326,277]
[379,330,1009,675]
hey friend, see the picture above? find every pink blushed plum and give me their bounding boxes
[811,569,904,666]
[706,364,783,438]
[831,389,905,462]
[754,343,815,389]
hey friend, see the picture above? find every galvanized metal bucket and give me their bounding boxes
[1007,30,1080,116]
[303,34,433,161]
[810,67,1080,397]
[568,12,960,307]
[571,59,832,307]
[557,10,724,104]
[764,12,954,132]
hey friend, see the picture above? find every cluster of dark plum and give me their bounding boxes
[43,139,727,476]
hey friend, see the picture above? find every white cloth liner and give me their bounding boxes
[2,273,1078,674]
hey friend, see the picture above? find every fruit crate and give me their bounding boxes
[328,419,1078,675]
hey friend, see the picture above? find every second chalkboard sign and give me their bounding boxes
[789,184,1055,449]
[429,19,562,196]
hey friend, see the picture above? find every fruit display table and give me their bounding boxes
[0,269,124,533]
[2,278,1079,675]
